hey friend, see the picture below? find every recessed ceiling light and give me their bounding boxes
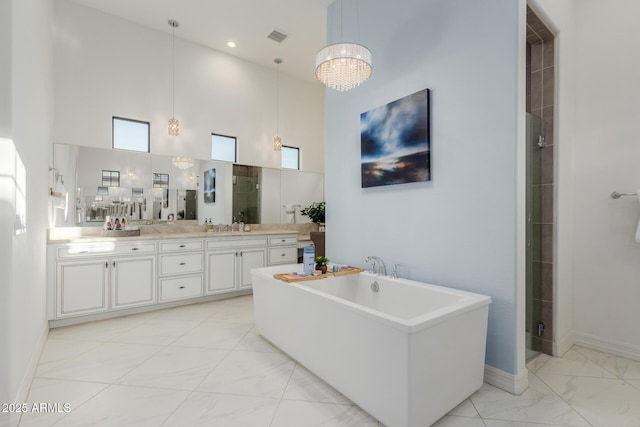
[226,41,236,48]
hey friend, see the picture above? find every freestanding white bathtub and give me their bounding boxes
[252,264,491,427]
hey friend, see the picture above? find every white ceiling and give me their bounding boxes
[69,0,333,84]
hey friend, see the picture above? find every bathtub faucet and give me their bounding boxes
[365,256,386,276]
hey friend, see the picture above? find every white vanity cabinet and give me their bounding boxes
[205,237,267,294]
[268,235,298,265]
[53,242,157,318]
[111,255,156,310]
[158,240,204,302]
[48,232,299,325]
[55,258,109,317]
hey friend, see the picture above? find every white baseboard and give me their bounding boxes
[14,323,49,426]
[484,364,529,395]
[554,333,575,357]
[573,332,640,362]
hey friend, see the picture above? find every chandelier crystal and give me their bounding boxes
[172,156,193,169]
[315,42,372,92]
[168,19,180,136]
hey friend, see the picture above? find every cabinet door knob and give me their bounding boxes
[131,247,139,251]
[179,262,186,266]
[113,261,116,267]
[240,251,243,257]
[179,244,186,248]
[281,239,286,242]
[179,286,185,289]
[281,253,286,257]
[105,261,108,268]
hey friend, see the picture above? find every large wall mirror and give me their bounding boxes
[52,144,324,227]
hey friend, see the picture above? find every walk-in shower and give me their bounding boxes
[526,6,555,358]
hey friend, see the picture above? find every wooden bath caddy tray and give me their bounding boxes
[274,266,364,283]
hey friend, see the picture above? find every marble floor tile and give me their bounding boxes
[207,296,253,326]
[37,342,163,383]
[537,374,640,427]
[270,399,379,427]
[214,294,253,308]
[51,384,189,427]
[627,379,640,391]
[483,420,552,426]
[47,315,149,342]
[109,318,200,345]
[151,301,219,322]
[572,345,633,378]
[206,303,254,324]
[117,346,228,391]
[621,360,640,380]
[470,374,590,426]
[34,338,102,376]
[432,416,487,427]
[26,298,640,427]
[447,399,480,418]
[196,350,295,398]
[283,364,351,405]
[19,378,108,427]
[170,321,252,349]
[525,353,552,374]
[235,328,284,353]
[162,392,279,427]
[534,349,616,379]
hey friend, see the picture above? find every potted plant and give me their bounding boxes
[315,256,329,274]
[301,201,325,231]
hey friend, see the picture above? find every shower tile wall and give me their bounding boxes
[527,7,554,355]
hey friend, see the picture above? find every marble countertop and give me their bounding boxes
[48,229,300,244]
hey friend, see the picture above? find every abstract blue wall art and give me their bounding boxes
[360,88,431,188]
[204,168,216,203]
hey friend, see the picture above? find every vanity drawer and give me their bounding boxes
[160,240,203,252]
[57,242,155,259]
[159,253,203,275]
[206,237,267,250]
[269,236,298,246]
[159,275,203,301]
[269,246,298,265]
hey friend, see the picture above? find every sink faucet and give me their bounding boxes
[364,256,386,276]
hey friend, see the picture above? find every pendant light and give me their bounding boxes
[273,58,283,151]
[167,19,193,169]
[168,19,180,136]
[315,0,372,91]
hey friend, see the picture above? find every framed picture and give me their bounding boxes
[360,88,431,188]
[204,168,216,203]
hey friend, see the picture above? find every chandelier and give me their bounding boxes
[274,58,283,151]
[168,19,180,136]
[172,156,193,169]
[315,0,372,92]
